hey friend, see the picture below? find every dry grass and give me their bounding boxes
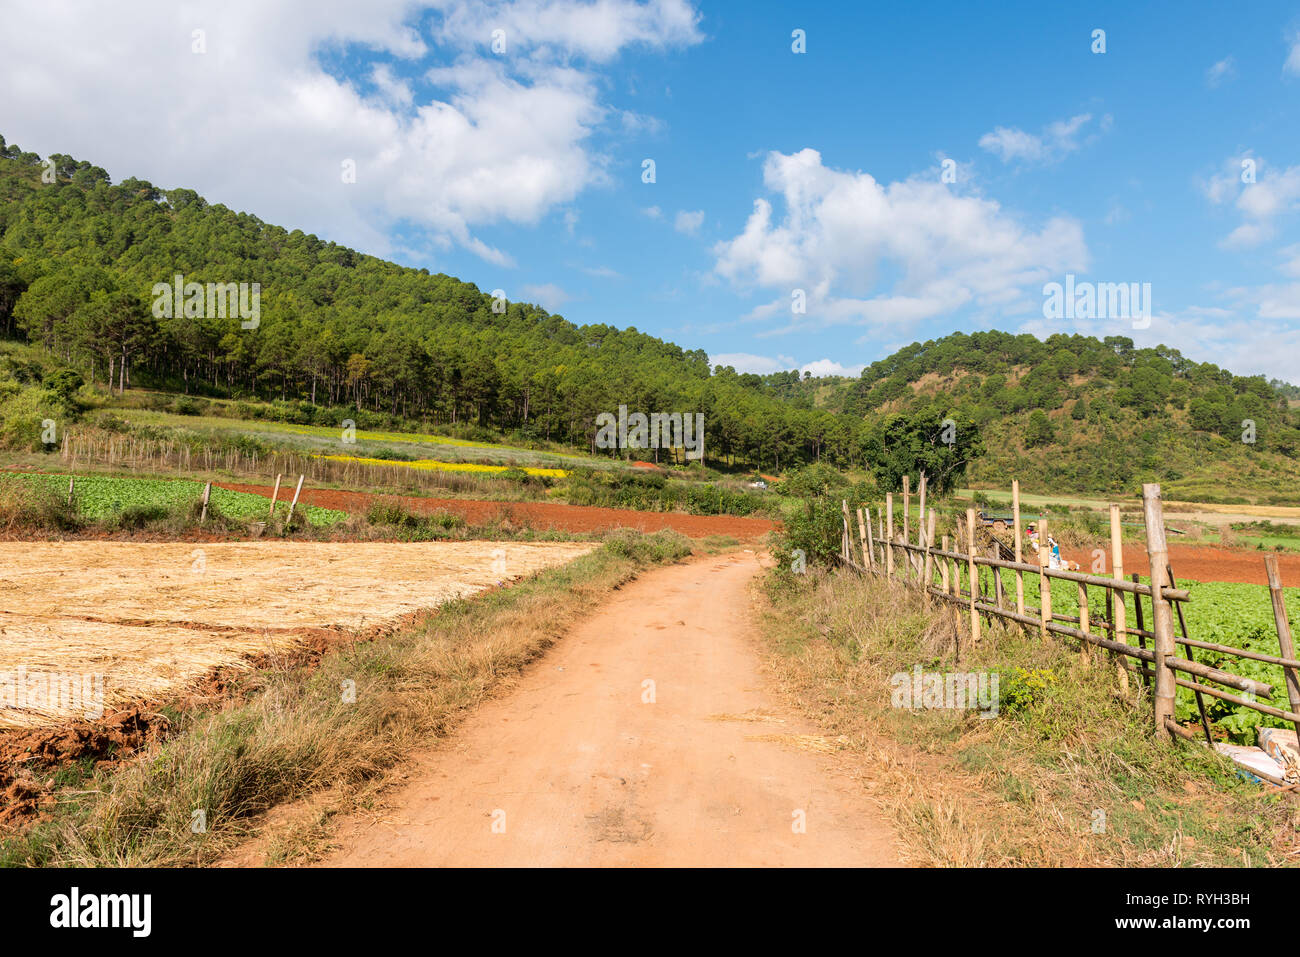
[757,566,1300,867]
[0,540,596,728]
[0,529,691,867]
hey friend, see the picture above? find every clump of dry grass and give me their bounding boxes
[757,565,1300,867]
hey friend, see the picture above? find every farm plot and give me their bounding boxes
[0,540,596,728]
[3,472,347,526]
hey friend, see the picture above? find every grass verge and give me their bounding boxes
[0,529,691,867]
[757,565,1300,866]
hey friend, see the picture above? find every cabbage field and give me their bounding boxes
[993,568,1300,742]
[2,472,346,527]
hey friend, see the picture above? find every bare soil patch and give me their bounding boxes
[217,482,777,539]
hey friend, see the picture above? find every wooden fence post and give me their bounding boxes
[1037,518,1050,638]
[200,481,211,523]
[1264,553,1300,748]
[902,475,910,557]
[841,500,852,563]
[286,474,306,527]
[1142,483,1177,737]
[1012,480,1025,617]
[1078,581,1090,664]
[269,473,282,519]
[924,510,936,591]
[885,493,895,578]
[865,507,877,570]
[966,509,980,644]
[940,534,951,592]
[857,507,871,570]
[1110,504,1129,695]
[67,475,75,507]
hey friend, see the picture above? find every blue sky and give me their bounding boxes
[3,0,1300,379]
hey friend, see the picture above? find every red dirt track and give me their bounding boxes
[218,483,777,539]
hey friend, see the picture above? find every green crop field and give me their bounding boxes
[115,408,620,472]
[4,472,347,527]
[977,568,1299,742]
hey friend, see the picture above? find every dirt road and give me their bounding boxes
[316,551,898,867]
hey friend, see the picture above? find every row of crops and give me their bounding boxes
[4,472,347,527]
[986,567,1300,742]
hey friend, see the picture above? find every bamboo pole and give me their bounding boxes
[924,510,937,589]
[841,499,851,561]
[1132,573,1150,688]
[885,493,895,578]
[918,473,927,527]
[269,473,282,519]
[1038,518,1050,639]
[67,475,74,507]
[940,534,950,591]
[916,474,927,579]
[966,509,980,644]
[1078,581,1089,664]
[865,507,877,569]
[1264,553,1300,749]
[1110,504,1129,695]
[1142,483,1177,737]
[857,507,871,570]
[1168,565,1213,744]
[200,482,211,523]
[902,475,910,555]
[286,474,305,526]
[1012,480,1026,617]
[992,546,1004,608]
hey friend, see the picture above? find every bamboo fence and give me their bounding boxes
[837,480,1300,751]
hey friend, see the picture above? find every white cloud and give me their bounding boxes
[521,282,572,311]
[1205,155,1300,248]
[800,358,865,378]
[674,209,704,234]
[1279,244,1300,278]
[709,353,863,378]
[642,205,663,219]
[978,113,1102,165]
[0,0,702,265]
[431,0,703,62]
[1286,31,1300,76]
[1206,56,1235,87]
[712,148,1087,334]
[710,352,795,374]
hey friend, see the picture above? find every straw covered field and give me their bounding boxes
[0,540,597,728]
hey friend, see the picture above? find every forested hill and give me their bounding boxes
[0,135,846,470]
[0,135,1297,499]
[828,331,1300,502]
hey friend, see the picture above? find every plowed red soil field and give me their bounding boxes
[218,483,777,539]
[1060,544,1300,587]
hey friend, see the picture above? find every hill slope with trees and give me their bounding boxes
[0,134,1296,501]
